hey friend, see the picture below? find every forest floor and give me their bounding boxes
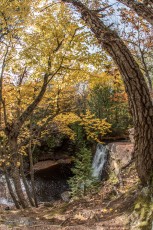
[0,164,140,230]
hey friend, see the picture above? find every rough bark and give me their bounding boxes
[139,49,152,92]
[11,165,28,209]
[20,155,35,207]
[62,0,153,184]
[118,0,153,26]
[9,137,28,209]
[29,143,38,208]
[4,169,20,209]
[29,117,38,208]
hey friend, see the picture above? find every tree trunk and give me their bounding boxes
[11,165,28,209]
[8,136,28,209]
[140,50,153,92]
[62,0,153,184]
[29,145,38,208]
[28,116,38,207]
[20,155,35,207]
[4,169,20,209]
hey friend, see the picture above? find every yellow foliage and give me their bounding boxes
[52,111,110,142]
[80,110,111,142]
[89,71,124,91]
[0,0,112,168]
[53,113,81,140]
[16,162,21,168]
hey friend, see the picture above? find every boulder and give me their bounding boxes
[129,128,135,143]
[108,142,134,170]
[107,142,134,184]
[107,142,134,183]
[33,159,72,173]
[61,191,70,202]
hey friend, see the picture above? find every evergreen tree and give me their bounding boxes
[68,146,99,197]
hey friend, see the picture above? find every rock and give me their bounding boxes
[108,142,134,169]
[38,152,54,161]
[61,191,70,202]
[33,159,72,173]
[107,142,134,183]
[129,128,134,143]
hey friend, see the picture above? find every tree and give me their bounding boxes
[117,0,153,26]
[88,72,132,135]
[0,1,76,208]
[61,0,153,185]
[0,0,111,208]
[120,9,153,91]
[68,146,98,197]
[52,111,111,142]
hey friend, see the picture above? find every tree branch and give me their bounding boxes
[118,0,153,26]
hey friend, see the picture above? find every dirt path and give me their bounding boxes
[0,165,139,230]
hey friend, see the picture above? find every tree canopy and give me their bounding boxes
[0,0,153,210]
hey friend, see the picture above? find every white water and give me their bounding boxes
[0,144,108,206]
[92,144,108,180]
[0,175,25,206]
[0,198,14,206]
[0,174,69,206]
[0,175,13,206]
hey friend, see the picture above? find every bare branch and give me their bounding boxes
[91,4,116,13]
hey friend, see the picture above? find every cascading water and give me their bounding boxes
[0,163,71,206]
[92,143,108,180]
[0,175,14,206]
[0,145,108,206]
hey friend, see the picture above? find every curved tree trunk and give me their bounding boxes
[62,0,153,184]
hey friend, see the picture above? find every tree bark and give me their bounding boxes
[3,73,50,208]
[62,0,153,184]
[8,137,28,209]
[11,165,28,209]
[29,143,38,208]
[4,169,20,209]
[20,155,35,207]
[29,117,38,208]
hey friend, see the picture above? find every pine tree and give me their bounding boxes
[68,146,99,197]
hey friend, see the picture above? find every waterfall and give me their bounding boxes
[92,144,108,180]
[0,173,69,206]
[0,175,14,206]
[0,174,28,206]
